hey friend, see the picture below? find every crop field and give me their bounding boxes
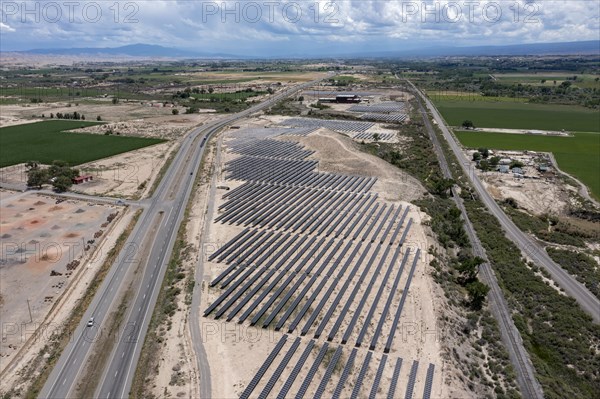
[455,130,600,200]
[0,120,164,167]
[493,73,600,89]
[433,98,600,132]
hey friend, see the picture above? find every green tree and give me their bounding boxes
[477,148,489,158]
[48,160,79,181]
[489,156,500,166]
[27,168,47,189]
[172,108,179,115]
[430,177,454,198]
[461,120,474,129]
[372,133,380,142]
[97,115,102,121]
[478,159,491,171]
[472,151,481,161]
[112,97,119,104]
[466,281,490,310]
[456,256,485,285]
[52,175,73,192]
[510,160,524,169]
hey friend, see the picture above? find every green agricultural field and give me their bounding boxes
[455,131,600,200]
[434,98,600,132]
[493,73,600,89]
[0,120,164,167]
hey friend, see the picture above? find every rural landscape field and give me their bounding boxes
[0,120,164,167]
[1,2,599,399]
[455,130,600,199]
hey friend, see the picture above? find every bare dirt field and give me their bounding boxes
[75,141,177,199]
[0,190,124,374]
[468,150,578,216]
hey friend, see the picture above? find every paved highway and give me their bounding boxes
[39,77,327,399]
[411,84,543,398]
[408,81,600,323]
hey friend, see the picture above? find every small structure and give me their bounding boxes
[318,94,362,104]
[335,94,362,103]
[318,97,337,103]
[498,165,510,173]
[72,175,93,184]
[499,158,512,165]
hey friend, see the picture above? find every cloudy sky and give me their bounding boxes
[0,1,598,56]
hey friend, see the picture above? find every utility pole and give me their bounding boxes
[26,299,33,323]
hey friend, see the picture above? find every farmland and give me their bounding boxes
[0,120,164,167]
[455,130,600,200]
[433,98,600,132]
[493,73,600,89]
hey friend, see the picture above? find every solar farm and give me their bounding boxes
[347,101,409,124]
[277,117,398,143]
[200,123,446,398]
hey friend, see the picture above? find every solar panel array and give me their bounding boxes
[280,117,375,133]
[349,102,406,113]
[361,113,408,123]
[228,139,315,160]
[228,127,317,140]
[205,130,437,398]
[240,336,434,399]
[353,132,396,141]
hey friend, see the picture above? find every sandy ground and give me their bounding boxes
[0,190,132,392]
[0,102,219,128]
[467,149,578,216]
[480,170,571,216]
[190,122,468,398]
[71,114,218,139]
[75,141,178,199]
[296,130,423,203]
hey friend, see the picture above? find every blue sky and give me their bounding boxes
[1,1,599,56]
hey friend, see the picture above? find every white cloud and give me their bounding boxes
[0,22,15,32]
[0,0,598,53]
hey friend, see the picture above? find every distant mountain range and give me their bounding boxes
[10,40,600,59]
[361,40,600,58]
[19,43,243,59]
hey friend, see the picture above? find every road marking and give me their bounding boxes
[143,293,146,299]
[62,378,67,386]
[115,371,118,377]
[122,351,125,358]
